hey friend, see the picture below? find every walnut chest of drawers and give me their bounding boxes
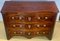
[1,1,59,40]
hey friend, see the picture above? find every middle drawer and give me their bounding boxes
[7,22,52,30]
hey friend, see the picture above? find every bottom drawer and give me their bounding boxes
[7,28,50,36]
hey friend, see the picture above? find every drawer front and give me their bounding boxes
[7,22,52,30]
[4,12,56,23]
[8,28,50,36]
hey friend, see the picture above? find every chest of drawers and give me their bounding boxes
[1,1,59,40]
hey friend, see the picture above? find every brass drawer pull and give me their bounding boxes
[37,24,40,27]
[20,32,23,34]
[14,32,16,34]
[37,32,40,35]
[37,16,41,20]
[28,25,31,29]
[43,32,45,34]
[45,17,48,19]
[13,25,16,27]
[28,32,31,35]
[28,17,31,21]
[11,16,15,19]
[43,24,46,27]
[19,25,23,28]
[19,16,22,20]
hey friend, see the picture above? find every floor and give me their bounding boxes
[0,21,60,41]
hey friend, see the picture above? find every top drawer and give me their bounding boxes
[4,12,56,23]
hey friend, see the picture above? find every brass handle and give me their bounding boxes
[37,16,41,20]
[28,17,31,21]
[28,25,31,29]
[19,16,22,20]
[14,32,16,34]
[45,17,48,19]
[43,24,46,27]
[19,25,23,28]
[43,32,45,34]
[20,32,23,34]
[13,25,16,27]
[11,16,15,19]
[28,32,31,35]
[37,24,40,27]
[37,32,39,35]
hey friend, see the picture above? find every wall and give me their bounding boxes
[0,0,60,21]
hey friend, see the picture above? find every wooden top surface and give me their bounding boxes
[1,1,59,13]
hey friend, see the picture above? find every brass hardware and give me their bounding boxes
[37,17,41,19]
[19,25,23,28]
[37,24,40,27]
[37,32,39,34]
[28,32,31,35]
[19,16,22,20]
[14,32,16,34]
[43,24,46,27]
[20,32,22,34]
[45,17,48,19]
[13,25,16,27]
[11,17,14,19]
[43,32,45,34]
[28,25,31,29]
[28,17,31,21]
